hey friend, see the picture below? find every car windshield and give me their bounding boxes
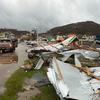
[0,39,11,42]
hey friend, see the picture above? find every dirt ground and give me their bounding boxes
[17,78,41,100]
[0,53,18,64]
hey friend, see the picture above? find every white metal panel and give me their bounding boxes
[52,58,99,100]
[34,58,44,69]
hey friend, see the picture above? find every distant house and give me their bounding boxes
[96,35,100,40]
[81,34,96,41]
[78,34,96,46]
[96,35,100,43]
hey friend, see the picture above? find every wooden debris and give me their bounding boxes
[75,65,100,80]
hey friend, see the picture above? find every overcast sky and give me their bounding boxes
[0,0,100,32]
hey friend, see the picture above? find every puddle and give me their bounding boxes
[31,72,50,87]
[32,72,47,82]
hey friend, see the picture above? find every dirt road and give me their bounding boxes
[0,43,28,94]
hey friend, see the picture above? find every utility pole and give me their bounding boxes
[36,30,38,44]
[31,28,39,44]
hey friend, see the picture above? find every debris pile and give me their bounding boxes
[24,34,100,100]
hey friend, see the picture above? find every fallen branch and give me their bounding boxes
[74,65,100,80]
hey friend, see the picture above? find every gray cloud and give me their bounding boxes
[0,0,100,32]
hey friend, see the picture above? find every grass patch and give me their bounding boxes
[0,69,35,100]
[31,85,60,100]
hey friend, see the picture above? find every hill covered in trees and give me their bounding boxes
[41,21,100,37]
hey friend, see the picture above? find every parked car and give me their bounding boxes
[0,38,15,53]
